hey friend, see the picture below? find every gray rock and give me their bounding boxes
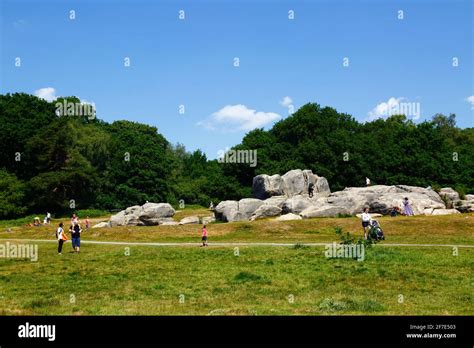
[262,195,287,208]
[465,194,474,201]
[275,213,302,221]
[281,169,309,197]
[431,208,461,216]
[326,185,445,215]
[238,198,264,220]
[92,221,110,228]
[282,195,313,214]
[250,205,282,221]
[300,206,350,218]
[252,169,330,199]
[109,202,175,226]
[201,216,216,225]
[214,200,242,222]
[252,174,285,199]
[439,187,460,202]
[179,216,200,225]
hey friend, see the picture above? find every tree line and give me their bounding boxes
[0,93,472,219]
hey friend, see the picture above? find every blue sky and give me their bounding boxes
[1,0,473,159]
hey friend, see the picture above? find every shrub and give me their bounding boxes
[74,209,110,218]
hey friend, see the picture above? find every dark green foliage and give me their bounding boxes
[224,103,474,193]
[0,94,472,219]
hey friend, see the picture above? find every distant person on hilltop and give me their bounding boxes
[71,213,79,225]
[366,177,371,186]
[403,197,414,216]
[85,216,90,229]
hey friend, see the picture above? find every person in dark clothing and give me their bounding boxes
[308,182,314,198]
[71,222,82,253]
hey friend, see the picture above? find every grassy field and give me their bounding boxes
[0,210,473,315]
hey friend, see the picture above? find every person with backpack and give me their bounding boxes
[56,222,67,255]
[71,221,82,253]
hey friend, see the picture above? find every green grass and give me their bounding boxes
[0,241,472,315]
[0,213,473,315]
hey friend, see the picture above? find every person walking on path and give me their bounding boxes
[56,222,67,255]
[361,207,372,240]
[403,197,414,216]
[71,221,82,253]
[201,225,208,247]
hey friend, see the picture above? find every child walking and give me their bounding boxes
[201,224,208,247]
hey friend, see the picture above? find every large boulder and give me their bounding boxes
[262,195,287,208]
[300,205,350,218]
[326,185,445,215]
[92,221,110,228]
[238,198,265,220]
[282,195,313,214]
[439,187,460,203]
[214,200,241,222]
[252,169,330,199]
[202,216,216,225]
[431,208,461,216]
[275,213,302,221]
[250,205,282,221]
[252,174,285,199]
[179,216,200,225]
[214,198,264,222]
[109,202,175,227]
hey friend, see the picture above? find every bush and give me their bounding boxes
[454,184,466,200]
[74,209,110,218]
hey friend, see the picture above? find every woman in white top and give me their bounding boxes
[361,207,372,239]
[57,222,65,254]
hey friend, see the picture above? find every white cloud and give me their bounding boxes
[34,87,57,102]
[279,96,293,107]
[367,97,421,121]
[466,95,474,109]
[368,97,403,120]
[198,104,281,132]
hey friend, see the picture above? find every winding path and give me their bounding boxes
[0,238,473,248]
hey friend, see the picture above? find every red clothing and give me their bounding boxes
[202,228,207,237]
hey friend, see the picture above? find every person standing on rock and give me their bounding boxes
[308,182,314,198]
[201,224,208,247]
[366,177,371,186]
[361,207,372,239]
[403,197,414,216]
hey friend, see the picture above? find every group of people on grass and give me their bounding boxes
[56,213,91,254]
[360,197,414,239]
